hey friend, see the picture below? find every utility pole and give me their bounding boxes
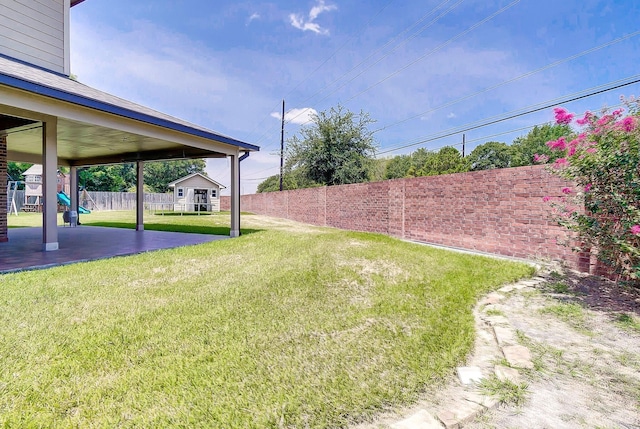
[280,99,285,192]
[462,133,466,157]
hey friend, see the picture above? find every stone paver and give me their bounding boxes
[391,410,443,429]
[494,365,521,383]
[493,325,517,346]
[502,345,534,369]
[456,367,484,385]
[437,399,485,429]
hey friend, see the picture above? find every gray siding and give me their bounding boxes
[0,0,67,74]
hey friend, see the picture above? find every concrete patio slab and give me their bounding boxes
[0,226,227,273]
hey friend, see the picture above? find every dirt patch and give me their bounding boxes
[351,270,640,429]
[465,271,640,429]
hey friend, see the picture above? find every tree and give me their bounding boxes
[427,146,468,175]
[7,162,32,183]
[144,159,207,193]
[256,168,314,193]
[79,164,135,192]
[286,105,377,186]
[467,141,512,171]
[510,124,572,167]
[384,154,412,179]
[543,104,640,284]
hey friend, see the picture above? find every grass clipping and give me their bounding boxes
[0,214,533,428]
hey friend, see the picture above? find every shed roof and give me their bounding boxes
[168,173,226,189]
[21,164,66,177]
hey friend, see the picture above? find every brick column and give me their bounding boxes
[0,135,7,242]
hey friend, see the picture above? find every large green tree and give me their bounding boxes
[383,154,412,179]
[7,162,31,183]
[143,159,207,193]
[79,164,136,192]
[467,141,512,171]
[286,105,377,186]
[510,124,572,167]
[78,159,206,192]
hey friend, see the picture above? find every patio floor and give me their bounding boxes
[0,226,228,273]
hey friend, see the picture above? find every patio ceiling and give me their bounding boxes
[0,55,258,167]
[4,117,227,166]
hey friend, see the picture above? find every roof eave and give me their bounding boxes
[0,72,260,153]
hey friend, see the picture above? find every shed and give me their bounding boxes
[168,173,226,213]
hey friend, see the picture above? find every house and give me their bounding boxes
[21,164,69,210]
[168,173,225,213]
[0,0,258,250]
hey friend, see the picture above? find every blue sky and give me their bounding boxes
[69,0,640,194]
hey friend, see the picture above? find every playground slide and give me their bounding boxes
[57,191,91,214]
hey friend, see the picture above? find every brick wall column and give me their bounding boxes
[0,135,7,242]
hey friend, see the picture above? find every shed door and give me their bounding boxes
[194,189,208,212]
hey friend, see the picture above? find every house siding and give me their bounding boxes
[0,0,68,74]
[172,176,222,212]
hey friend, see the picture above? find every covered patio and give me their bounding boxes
[0,55,258,260]
[0,226,227,273]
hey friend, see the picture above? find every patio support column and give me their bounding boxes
[70,166,78,214]
[0,134,7,243]
[136,161,144,231]
[42,118,58,251]
[230,153,240,237]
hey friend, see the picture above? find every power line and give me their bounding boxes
[276,0,520,131]
[373,29,640,133]
[245,1,395,144]
[343,0,522,104]
[377,74,640,155]
[283,0,464,123]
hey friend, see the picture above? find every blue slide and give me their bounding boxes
[57,191,91,214]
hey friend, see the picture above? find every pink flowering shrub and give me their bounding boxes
[540,98,640,284]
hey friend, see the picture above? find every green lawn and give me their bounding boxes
[1,211,534,428]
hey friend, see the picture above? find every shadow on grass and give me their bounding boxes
[149,211,254,217]
[84,221,262,236]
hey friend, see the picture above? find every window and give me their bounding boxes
[211,189,217,198]
[177,188,184,197]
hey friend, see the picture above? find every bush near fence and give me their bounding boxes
[223,165,596,273]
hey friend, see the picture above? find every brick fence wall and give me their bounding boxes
[224,165,592,271]
[0,136,7,242]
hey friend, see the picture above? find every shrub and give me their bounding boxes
[539,97,640,285]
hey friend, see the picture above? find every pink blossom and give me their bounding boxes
[576,111,593,126]
[586,147,597,154]
[584,183,592,192]
[612,108,624,117]
[631,225,640,235]
[547,137,567,151]
[533,153,549,163]
[568,146,577,156]
[618,116,637,132]
[597,115,613,127]
[554,107,574,124]
[542,196,552,202]
[554,157,568,168]
[562,187,572,194]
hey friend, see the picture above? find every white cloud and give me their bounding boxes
[447,112,457,119]
[289,0,336,35]
[270,107,317,125]
[246,13,260,25]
